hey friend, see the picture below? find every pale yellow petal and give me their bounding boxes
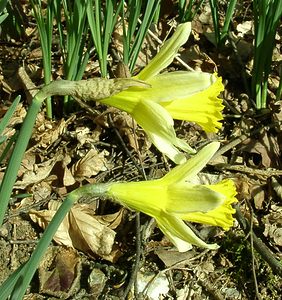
[100,71,216,107]
[147,132,188,164]
[161,142,220,184]
[132,99,195,163]
[137,22,191,81]
[101,93,194,163]
[136,71,217,102]
[156,213,219,251]
[166,184,224,214]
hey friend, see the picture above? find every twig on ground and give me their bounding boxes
[107,114,145,177]
[215,164,282,178]
[213,122,282,160]
[10,239,38,244]
[107,114,146,299]
[122,212,142,299]
[10,223,18,271]
[4,197,50,223]
[73,96,100,116]
[245,200,262,300]
[197,278,225,300]
[234,204,282,277]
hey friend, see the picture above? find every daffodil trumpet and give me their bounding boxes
[76,142,237,252]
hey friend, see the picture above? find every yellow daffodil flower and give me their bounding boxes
[102,142,237,252]
[100,22,224,164]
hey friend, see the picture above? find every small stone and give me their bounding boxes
[88,268,107,296]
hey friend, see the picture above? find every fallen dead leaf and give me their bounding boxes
[73,126,101,146]
[33,112,66,149]
[242,129,281,168]
[39,246,81,298]
[155,249,196,267]
[271,177,282,199]
[251,184,266,210]
[69,204,116,257]
[60,153,76,186]
[15,153,64,189]
[29,200,123,261]
[236,20,253,37]
[30,200,73,247]
[71,148,108,179]
[263,205,282,248]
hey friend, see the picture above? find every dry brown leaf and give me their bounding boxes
[29,201,73,247]
[236,21,253,37]
[29,201,122,261]
[242,130,281,168]
[69,204,116,257]
[63,165,76,186]
[180,44,217,72]
[95,208,125,230]
[251,184,266,210]
[263,205,282,248]
[39,246,81,298]
[61,153,76,186]
[271,177,282,199]
[15,153,64,189]
[33,112,66,149]
[88,268,107,298]
[198,5,213,27]
[74,126,101,145]
[155,249,195,267]
[272,100,282,132]
[71,148,108,179]
[31,181,53,202]
[0,102,26,128]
